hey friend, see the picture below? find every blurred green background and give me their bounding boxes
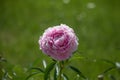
[0,0,120,80]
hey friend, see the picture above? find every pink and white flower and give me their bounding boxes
[38,24,78,61]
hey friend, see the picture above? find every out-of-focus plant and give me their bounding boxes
[98,59,120,80]
[0,55,3,79]
[0,55,12,80]
[0,55,27,80]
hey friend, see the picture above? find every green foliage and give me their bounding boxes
[44,61,56,80]
[29,67,44,73]
[0,0,120,80]
[54,67,57,80]
[62,73,69,80]
[26,72,40,80]
[69,66,87,79]
[26,67,44,80]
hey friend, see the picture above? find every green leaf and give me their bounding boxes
[43,60,47,68]
[29,67,44,73]
[44,61,56,80]
[70,56,84,61]
[69,66,86,79]
[102,59,115,65]
[25,72,40,80]
[103,66,116,74]
[109,75,116,80]
[26,67,44,80]
[3,72,8,79]
[54,68,57,80]
[62,73,69,80]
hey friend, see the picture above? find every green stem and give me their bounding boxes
[58,61,64,80]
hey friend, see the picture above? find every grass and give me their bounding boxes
[0,0,120,80]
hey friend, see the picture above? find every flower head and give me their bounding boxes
[39,24,78,61]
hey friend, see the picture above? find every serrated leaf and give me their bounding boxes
[25,72,39,80]
[44,61,56,80]
[29,67,44,73]
[69,66,86,79]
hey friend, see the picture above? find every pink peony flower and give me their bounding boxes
[38,24,78,61]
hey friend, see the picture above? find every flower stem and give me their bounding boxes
[58,61,64,80]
